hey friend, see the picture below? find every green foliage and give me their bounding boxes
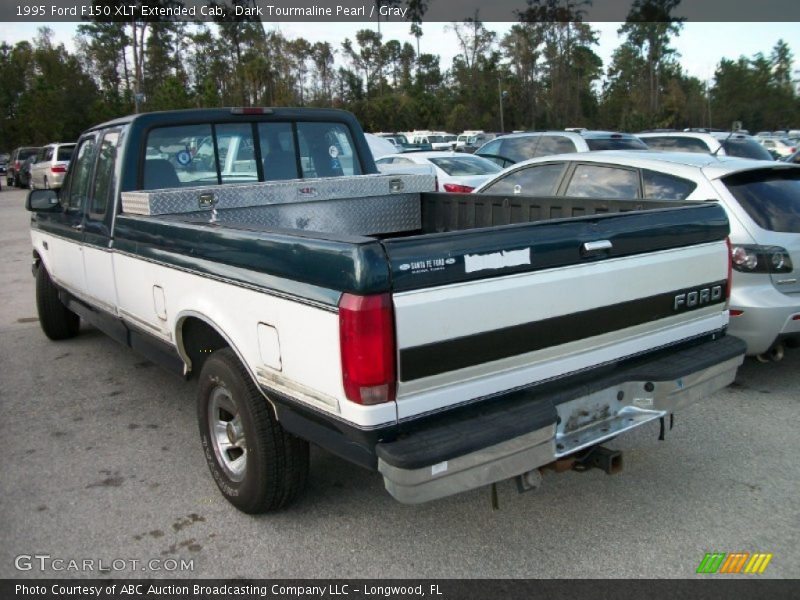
[1,18,797,154]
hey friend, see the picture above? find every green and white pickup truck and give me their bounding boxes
[27,107,745,513]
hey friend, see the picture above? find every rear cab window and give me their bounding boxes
[142,119,362,190]
[723,168,800,233]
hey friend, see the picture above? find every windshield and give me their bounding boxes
[429,156,501,176]
[428,136,444,143]
[723,168,800,233]
[722,137,774,160]
[586,137,649,151]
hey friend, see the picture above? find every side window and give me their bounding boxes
[43,147,53,161]
[482,163,565,196]
[500,137,539,162]
[534,135,577,158]
[565,164,640,199]
[216,123,257,184]
[478,139,501,156]
[89,130,120,216]
[65,137,98,210]
[144,123,214,189]
[642,169,697,200]
[296,122,362,178]
[258,122,299,181]
[644,137,708,153]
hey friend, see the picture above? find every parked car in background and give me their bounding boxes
[373,133,431,153]
[0,153,9,182]
[456,132,500,154]
[475,150,800,361]
[375,151,501,192]
[7,146,41,187]
[17,155,38,189]
[29,142,75,190]
[638,131,774,161]
[475,130,648,167]
[758,137,796,159]
[408,131,458,150]
[364,133,398,160]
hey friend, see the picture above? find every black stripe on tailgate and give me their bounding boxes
[399,279,727,381]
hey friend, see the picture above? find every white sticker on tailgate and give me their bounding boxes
[464,248,531,273]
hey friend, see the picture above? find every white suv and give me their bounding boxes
[475,130,648,168]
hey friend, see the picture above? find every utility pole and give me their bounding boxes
[499,79,508,133]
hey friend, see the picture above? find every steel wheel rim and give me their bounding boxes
[208,386,247,482]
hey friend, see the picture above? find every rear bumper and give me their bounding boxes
[729,285,800,354]
[377,335,746,504]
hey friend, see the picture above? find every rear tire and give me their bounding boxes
[35,266,80,340]
[197,348,308,513]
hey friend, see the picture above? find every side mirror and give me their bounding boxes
[26,189,61,212]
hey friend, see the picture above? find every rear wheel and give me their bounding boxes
[35,266,80,340]
[197,348,308,513]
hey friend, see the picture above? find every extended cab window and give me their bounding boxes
[481,163,564,196]
[565,164,640,199]
[66,137,97,210]
[90,130,120,216]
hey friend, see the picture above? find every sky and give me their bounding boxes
[0,20,798,84]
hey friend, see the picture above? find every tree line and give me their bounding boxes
[1,0,798,152]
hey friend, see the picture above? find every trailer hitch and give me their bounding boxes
[572,445,623,475]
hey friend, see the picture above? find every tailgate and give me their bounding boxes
[380,203,731,421]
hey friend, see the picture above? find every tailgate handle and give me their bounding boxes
[582,240,613,254]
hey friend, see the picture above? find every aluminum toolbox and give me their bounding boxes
[120,174,434,236]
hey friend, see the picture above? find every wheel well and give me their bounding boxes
[179,317,229,378]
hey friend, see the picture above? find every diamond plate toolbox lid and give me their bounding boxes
[120,173,436,216]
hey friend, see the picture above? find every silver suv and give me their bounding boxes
[475,151,800,361]
[29,142,75,190]
[475,130,648,167]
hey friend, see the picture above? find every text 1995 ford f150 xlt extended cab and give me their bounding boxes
[26,108,746,513]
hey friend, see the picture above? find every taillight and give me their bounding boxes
[443,183,475,193]
[730,243,793,274]
[51,165,66,173]
[339,293,396,405]
[726,237,732,301]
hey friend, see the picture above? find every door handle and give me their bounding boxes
[581,240,612,255]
